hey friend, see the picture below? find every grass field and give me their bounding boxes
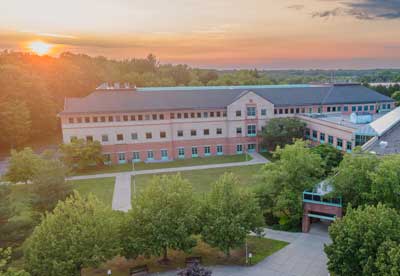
[68,177,115,207]
[71,154,251,176]
[83,235,288,275]
[131,164,263,197]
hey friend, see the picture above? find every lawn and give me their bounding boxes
[71,154,252,176]
[131,164,264,197]
[83,235,288,275]
[68,177,115,207]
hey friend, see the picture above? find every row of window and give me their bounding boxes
[67,110,227,124]
[305,128,352,151]
[273,104,390,115]
[235,107,267,117]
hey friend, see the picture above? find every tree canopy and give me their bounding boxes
[310,144,343,176]
[59,138,103,170]
[199,173,264,256]
[4,148,42,184]
[260,118,306,150]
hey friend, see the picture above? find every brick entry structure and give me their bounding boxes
[302,191,343,233]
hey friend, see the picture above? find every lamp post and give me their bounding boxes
[245,238,248,265]
[132,159,136,197]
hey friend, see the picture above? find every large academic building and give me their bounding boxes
[59,83,396,164]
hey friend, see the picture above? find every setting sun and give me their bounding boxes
[28,41,53,56]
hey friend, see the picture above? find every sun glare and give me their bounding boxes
[28,41,53,56]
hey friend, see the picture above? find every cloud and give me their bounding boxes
[312,0,400,20]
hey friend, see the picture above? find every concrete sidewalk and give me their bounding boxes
[112,173,132,212]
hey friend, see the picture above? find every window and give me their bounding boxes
[118,153,126,163]
[145,132,152,139]
[279,109,283,114]
[312,130,318,141]
[170,113,175,119]
[344,106,348,112]
[236,110,242,117]
[103,154,111,164]
[203,112,208,118]
[318,107,322,113]
[123,115,129,121]
[85,117,90,123]
[130,115,136,121]
[352,106,356,112]
[327,107,331,112]
[261,108,267,116]
[387,103,391,109]
[147,151,154,160]
[138,115,143,120]
[203,129,210,135]
[295,108,300,113]
[305,128,310,139]
[204,146,211,156]
[301,108,305,113]
[178,147,185,158]
[285,109,289,114]
[236,127,242,135]
[160,131,166,138]
[161,149,168,160]
[192,147,198,157]
[210,112,214,117]
[328,135,334,145]
[131,133,138,140]
[177,130,183,137]
[320,133,325,143]
[101,134,109,142]
[101,116,106,122]
[332,107,336,112]
[247,144,256,152]
[191,129,197,136]
[274,109,278,115]
[247,107,256,116]
[290,108,294,114]
[223,111,227,117]
[346,141,352,152]
[177,113,182,119]
[191,112,195,118]
[337,138,343,150]
[152,114,157,120]
[86,135,93,142]
[117,134,124,141]
[68,118,74,124]
[197,112,202,118]
[357,106,362,111]
[308,108,312,113]
[132,152,140,162]
[370,105,375,111]
[247,125,256,136]
[236,144,243,154]
[364,105,368,111]
[108,116,113,122]
[216,128,222,135]
[216,145,223,155]
[184,113,188,118]
[216,111,221,117]
[337,106,341,112]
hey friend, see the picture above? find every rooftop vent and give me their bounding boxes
[379,141,388,149]
[96,82,136,91]
[350,112,372,124]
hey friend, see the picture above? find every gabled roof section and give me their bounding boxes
[61,84,394,115]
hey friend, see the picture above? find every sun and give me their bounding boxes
[28,41,53,56]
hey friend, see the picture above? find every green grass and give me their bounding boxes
[72,154,252,176]
[131,164,263,197]
[83,235,288,275]
[68,177,115,207]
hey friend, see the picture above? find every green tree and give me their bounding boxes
[0,99,31,148]
[375,240,400,276]
[0,247,30,276]
[310,144,343,175]
[369,154,400,210]
[199,173,264,256]
[325,204,400,276]
[4,148,42,184]
[256,140,324,229]
[121,174,197,262]
[24,192,120,276]
[31,159,72,213]
[59,139,104,170]
[331,153,379,208]
[260,118,306,150]
[392,91,400,106]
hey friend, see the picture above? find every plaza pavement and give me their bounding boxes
[152,223,331,276]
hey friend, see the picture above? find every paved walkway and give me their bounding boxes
[152,223,331,276]
[112,173,132,212]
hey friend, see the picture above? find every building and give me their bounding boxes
[59,83,395,164]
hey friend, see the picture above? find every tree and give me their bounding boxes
[59,139,104,170]
[375,240,400,276]
[121,174,197,262]
[256,140,324,229]
[392,91,400,106]
[331,153,379,208]
[310,144,343,175]
[0,99,31,148]
[369,154,400,210]
[4,148,42,184]
[260,118,306,150]
[0,247,30,276]
[31,159,72,213]
[325,204,400,276]
[24,192,120,276]
[199,173,264,256]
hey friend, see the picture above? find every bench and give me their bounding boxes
[129,265,149,276]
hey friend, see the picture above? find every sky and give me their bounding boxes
[1,0,400,69]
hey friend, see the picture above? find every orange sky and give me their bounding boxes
[1,0,400,69]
